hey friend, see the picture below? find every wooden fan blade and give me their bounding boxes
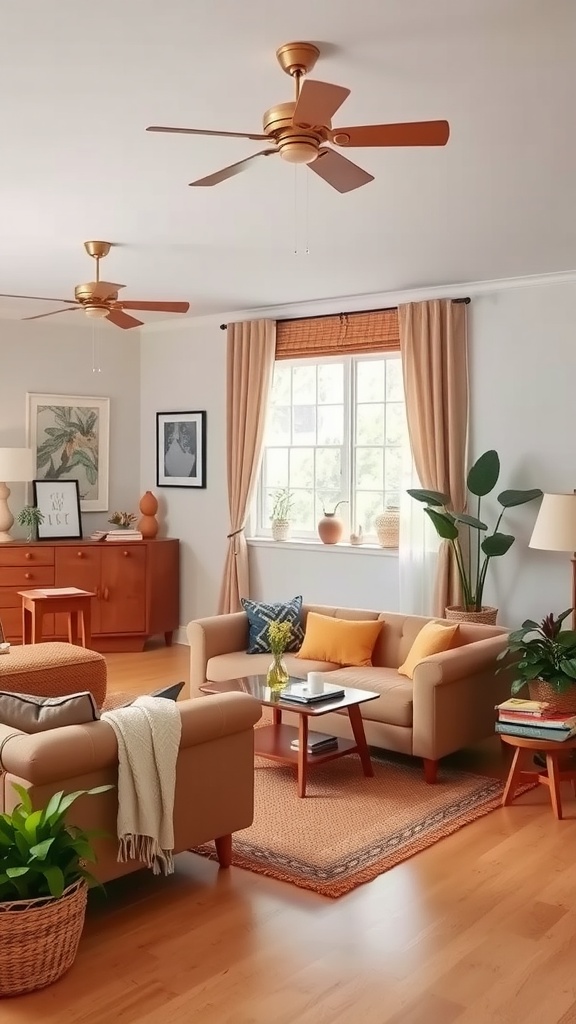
[0,292,75,303]
[189,149,277,187]
[309,148,374,193]
[147,125,268,141]
[293,80,350,129]
[22,307,80,321]
[106,309,143,330]
[330,120,450,148]
[120,301,190,313]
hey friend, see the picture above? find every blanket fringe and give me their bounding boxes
[118,834,175,876]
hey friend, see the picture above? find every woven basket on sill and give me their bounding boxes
[0,878,87,997]
[444,605,498,625]
[528,679,576,715]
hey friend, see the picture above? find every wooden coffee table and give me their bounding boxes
[200,675,378,797]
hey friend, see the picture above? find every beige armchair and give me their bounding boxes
[187,604,510,782]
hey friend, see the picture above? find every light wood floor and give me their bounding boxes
[6,644,576,1023]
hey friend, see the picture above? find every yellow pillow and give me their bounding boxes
[296,612,384,667]
[398,621,459,679]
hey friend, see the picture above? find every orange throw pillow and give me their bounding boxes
[398,620,459,679]
[296,612,384,667]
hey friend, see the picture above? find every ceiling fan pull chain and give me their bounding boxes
[304,169,310,255]
[91,322,102,375]
[293,164,299,255]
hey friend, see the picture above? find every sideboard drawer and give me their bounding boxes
[0,607,55,640]
[0,546,55,566]
[0,567,55,588]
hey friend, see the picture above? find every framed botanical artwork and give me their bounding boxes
[26,394,110,512]
[33,479,83,540]
[156,411,206,489]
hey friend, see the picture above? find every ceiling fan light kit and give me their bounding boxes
[147,40,450,193]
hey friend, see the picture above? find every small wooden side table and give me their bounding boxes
[19,589,95,649]
[501,734,576,819]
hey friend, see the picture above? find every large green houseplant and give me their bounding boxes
[408,450,542,620]
[0,783,110,997]
[497,608,576,710]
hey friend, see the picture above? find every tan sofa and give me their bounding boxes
[187,604,510,782]
[0,691,261,882]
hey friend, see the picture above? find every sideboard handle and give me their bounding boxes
[77,551,84,558]
[25,553,32,560]
[123,550,129,557]
[24,573,32,580]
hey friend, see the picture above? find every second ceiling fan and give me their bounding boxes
[147,41,450,194]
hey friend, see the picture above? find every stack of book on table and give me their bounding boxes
[106,529,143,541]
[290,732,339,755]
[495,698,576,742]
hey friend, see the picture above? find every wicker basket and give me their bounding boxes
[528,679,576,715]
[0,878,87,997]
[444,605,498,625]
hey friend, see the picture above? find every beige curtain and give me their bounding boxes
[398,300,469,616]
[218,319,276,614]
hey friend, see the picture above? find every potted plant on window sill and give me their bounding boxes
[407,450,542,624]
[497,608,576,714]
[0,783,111,997]
[270,488,294,541]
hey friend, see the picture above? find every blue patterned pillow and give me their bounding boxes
[241,596,304,654]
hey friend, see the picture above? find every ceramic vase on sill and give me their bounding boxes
[374,506,400,548]
[318,501,347,545]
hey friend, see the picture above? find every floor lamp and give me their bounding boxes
[529,493,576,629]
[0,448,34,543]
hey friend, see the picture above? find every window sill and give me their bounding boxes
[247,537,399,557]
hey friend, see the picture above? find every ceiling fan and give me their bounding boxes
[147,41,450,194]
[0,241,190,329]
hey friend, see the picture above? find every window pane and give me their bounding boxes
[318,363,343,404]
[355,447,383,489]
[384,447,402,493]
[355,491,385,534]
[385,403,406,445]
[291,489,315,532]
[356,403,385,445]
[290,447,314,488]
[271,364,291,405]
[292,405,316,445]
[316,491,344,523]
[356,360,385,403]
[264,448,288,487]
[385,358,403,402]
[268,405,291,444]
[318,405,344,445]
[292,365,316,404]
[316,447,342,491]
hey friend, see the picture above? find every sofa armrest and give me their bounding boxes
[412,634,509,688]
[0,693,261,788]
[187,612,249,695]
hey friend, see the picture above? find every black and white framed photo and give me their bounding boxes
[156,411,206,489]
[33,479,83,540]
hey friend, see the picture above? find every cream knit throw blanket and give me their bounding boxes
[101,695,182,875]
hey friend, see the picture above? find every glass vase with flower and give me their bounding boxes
[266,620,292,692]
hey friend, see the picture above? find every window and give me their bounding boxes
[256,354,408,540]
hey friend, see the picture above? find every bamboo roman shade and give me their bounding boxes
[275,308,400,360]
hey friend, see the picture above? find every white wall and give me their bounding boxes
[0,319,141,534]
[140,278,576,630]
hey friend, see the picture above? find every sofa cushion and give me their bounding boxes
[325,666,414,728]
[241,596,304,654]
[206,651,340,683]
[0,689,100,734]
[296,612,384,667]
[398,621,459,679]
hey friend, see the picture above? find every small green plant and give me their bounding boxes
[270,488,294,522]
[0,784,112,901]
[408,450,542,612]
[17,505,44,541]
[108,511,137,528]
[497,609,576,695]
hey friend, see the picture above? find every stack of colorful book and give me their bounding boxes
[495,698,576,742]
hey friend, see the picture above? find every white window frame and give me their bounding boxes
[256,352,405,542]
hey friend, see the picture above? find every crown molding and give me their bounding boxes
[140,268,576,335]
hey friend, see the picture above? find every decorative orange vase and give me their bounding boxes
[318,513,343,545]
[138,490,159,539]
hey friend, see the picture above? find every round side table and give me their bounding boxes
[501,734,576,819]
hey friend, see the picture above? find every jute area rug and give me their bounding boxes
[193,751,518,898]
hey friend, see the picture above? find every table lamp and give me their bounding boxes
[529,492,576,629]
[0,448,35,543]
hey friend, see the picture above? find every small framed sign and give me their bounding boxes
[33,479,83,540]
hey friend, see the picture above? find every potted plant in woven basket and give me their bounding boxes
[497,609,576,714]
[408,450,542,624]
[0,783,111,997]
[269,488,294,542]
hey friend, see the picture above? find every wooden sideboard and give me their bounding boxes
[0,538,180,652]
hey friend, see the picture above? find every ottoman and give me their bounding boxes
[0,642,107,707]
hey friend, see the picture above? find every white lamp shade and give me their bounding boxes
[529,493,576,552]
[0,448,34,483]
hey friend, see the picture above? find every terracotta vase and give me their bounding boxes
[138,490,159,539]
[318,513,343,545]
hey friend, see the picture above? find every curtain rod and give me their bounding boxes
[219,297,470,330]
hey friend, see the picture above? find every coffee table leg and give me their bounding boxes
[348,704,374,777]
[502,747,524,806]
[272,707,282,726]
[297,714,308,798]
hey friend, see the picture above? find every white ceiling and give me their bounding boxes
[0,0,574,326]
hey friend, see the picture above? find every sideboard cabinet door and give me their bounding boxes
[55,545,102,635]
[99,545,147,635]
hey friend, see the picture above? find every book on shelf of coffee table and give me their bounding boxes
[279,681,346,704]
[290,731,339,754]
